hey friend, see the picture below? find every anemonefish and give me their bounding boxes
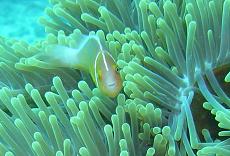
[33,34,122,98]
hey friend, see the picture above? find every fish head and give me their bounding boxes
[94,51,123,98]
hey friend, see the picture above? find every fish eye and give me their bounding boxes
[115,66,120,72]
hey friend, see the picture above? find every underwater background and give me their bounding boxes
[0,0,229,156]
[0,0,48,42]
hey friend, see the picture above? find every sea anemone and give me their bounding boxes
[0,0,229,155]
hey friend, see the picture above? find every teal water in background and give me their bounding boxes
[0,0,49,43]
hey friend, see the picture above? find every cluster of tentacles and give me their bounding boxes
[0,0,229,155]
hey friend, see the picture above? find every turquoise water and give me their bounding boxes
[0,0,48,43]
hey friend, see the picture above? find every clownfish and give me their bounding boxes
[33,34,122,98]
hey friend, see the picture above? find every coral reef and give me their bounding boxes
[0,0,229,155]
